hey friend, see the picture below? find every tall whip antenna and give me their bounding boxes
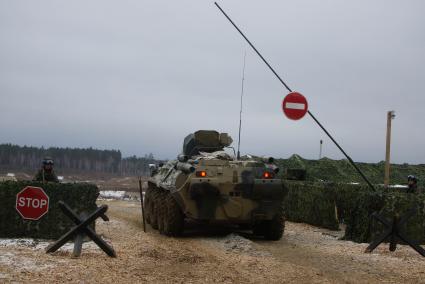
[215,2,375,191]
[237,50,247,160]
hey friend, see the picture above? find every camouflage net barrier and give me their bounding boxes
[340,188,425,244]
[0,181,99,239]
[283,181,339,230]
[284,181,425,244]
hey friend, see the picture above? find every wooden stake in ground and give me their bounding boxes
[384,111,395,188]
[138,177,146,232]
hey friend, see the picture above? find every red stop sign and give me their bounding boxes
[16,186,49,220]
[282,92,308,120]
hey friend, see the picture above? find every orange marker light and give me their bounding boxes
[196,171,207,177]
[262,172,273,179]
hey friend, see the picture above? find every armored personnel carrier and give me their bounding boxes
[144,130,285,240]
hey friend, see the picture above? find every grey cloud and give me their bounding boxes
[0,0,424,163]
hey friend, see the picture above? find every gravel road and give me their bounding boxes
[1,200,424,283]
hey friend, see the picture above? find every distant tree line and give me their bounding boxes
[121,154,157,176]
[0,144,160,176]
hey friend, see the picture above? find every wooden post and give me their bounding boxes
[384,111,395,188]
[138,177,146,232]
[319,139,323,159]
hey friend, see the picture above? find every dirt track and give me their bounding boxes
[1,200,425,283]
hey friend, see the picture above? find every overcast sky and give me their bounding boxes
[0,1,424,163]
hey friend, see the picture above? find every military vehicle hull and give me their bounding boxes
[144,130,285,240]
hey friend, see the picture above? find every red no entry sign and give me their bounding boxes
[16,186,49,220]
[282,92,308,120]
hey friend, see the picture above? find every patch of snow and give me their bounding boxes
[390,184,408,189]
[0,238,38,247]
[98,191,143,201]
[0,251,56,271]
[99,190,126,199]
[203,233,270,257]
[0,238,100,252]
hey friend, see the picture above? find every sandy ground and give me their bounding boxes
[1,200,425,283]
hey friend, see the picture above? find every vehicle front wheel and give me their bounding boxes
[163,193,184,236]
[263,204,285,241]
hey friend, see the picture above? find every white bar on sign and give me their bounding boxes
[285,102,305,110]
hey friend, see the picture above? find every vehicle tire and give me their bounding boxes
[163,193,184,236]
[252,222,266,236]
[150,188,159,230]
[239,223,252,231]
[144,187,152,224]
[264,203,285,241]
[157,190,166,234]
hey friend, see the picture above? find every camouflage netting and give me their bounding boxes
[0,181,99,239]
[341,189,425,244]
[283,181,339,230]
[284,182,425,244]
